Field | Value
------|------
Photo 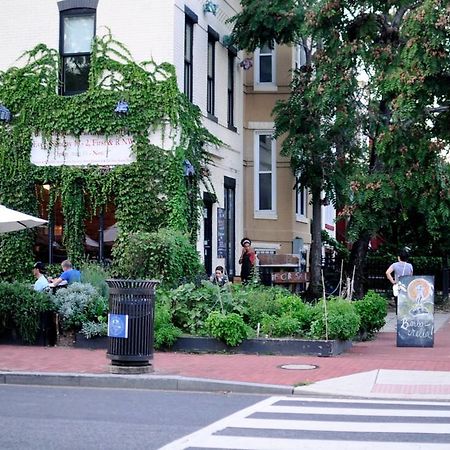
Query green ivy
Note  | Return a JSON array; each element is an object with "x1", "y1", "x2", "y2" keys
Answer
[{"x1": 0, "y1": 32, "x2": 218, "y2": 280}]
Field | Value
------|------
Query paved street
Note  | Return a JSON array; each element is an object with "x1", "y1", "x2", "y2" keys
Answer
[
  {"x1": 162, "y1": 396, "x2": 450, "y2": 449},
  {"x1": 0, "y1": 385, "x2": 263, "y2": 450}
]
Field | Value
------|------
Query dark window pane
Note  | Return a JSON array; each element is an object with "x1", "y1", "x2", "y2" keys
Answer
[
  {"x1": 259, "y1": 173, "x2": 272, "y2": 210},
  {"x1": 259, "y1": 135, "x2": 272, "y2": 171},
  {"x1": 259, "y1": 55, "x2": 272, "y2": 82},
  {"x1": 63, "y1": 55, "x2": 90, "y2": 95}
]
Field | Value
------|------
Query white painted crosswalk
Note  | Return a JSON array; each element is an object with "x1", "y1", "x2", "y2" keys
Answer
[{"x1": 159, "y1": 396, "x2": 450, "y2": 449}]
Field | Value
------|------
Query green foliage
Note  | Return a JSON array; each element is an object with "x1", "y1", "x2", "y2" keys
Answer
[
  {"x1": 80, "y1": 262, "x2": 110, "y2": 299},
  {"x1": 0, "y1": 31, "x2": 218, "y2": 278},
  {"x1": 354, "y1": 290, "x2": 388, "y2": 339},
  {"x1": 204, "y1": 311, "x2": 248, "y2": 347},
  {"x1": 260, "y1": 313, "x2": 300, "y2": 338},
  {"x1": 111, "y1": 228, "x2": 203, "y2": 285},
  {"x1": 230, "y1": 0, "x2": 450, "y2": 296},
  {"x1": 0, "y1": 282, "x2": 54, "y2": 343},
  {"x1": 309, "y1": 297, "x2": 361, "y2": 341},
  {"x1": 51, "y1": 282, "x2": 108, "y2": 331},
  {"x1": 168, "y1": 281, "x2": 239, "y2": 335},
  {"x1": 154, "y1": 297, "x2": 182, "y2": 349},
  {"x1": 80, "y1": 320, "x2": 108, "y2": 339}
]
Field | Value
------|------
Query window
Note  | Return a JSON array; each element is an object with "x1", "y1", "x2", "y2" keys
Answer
[
  {"x1": 227, "y1": 50, "x2": 236, "y2": 129},
  {"x1": 207, "y1": 28, "x2": 218, "y2": 116},
  {"x1": 184, "y1": 18, "x2": 194, "y2": 101},
  {"x1": 60, "y1": 8, "x2": 95, "y2": 95},
  {"x1": 295, "y1": 43, "x2": 307, "y2": 70},
  {"x1": 296, "y1": 179, "x2": 308, "y2": 220},
  {"x1": 255, "y1": 43, "x2": 276, "y2": 86},
  {"x1": 254, "y1": 132, "x2": 276, "y2": 216}
]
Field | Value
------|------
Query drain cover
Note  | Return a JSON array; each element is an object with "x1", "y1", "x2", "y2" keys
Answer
[{"x1": 279, "y1": 364, "x2": 318, "y2": 370}]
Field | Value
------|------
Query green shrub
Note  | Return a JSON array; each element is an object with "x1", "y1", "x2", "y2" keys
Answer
[
  {"x1": 51, "y1": 282, "x2": 108, "y2": 331},
  {"x1": 80, "y1": 320, "x2": 108, "y2": 339},
  {"x1": 354, "y1": 290, "x2": 388, "y2": 339},
  {"x1": 169, "y1": 281, "x2": 239, "y2": 335},
  {"x1": 0, "y1": 281, "x2": 54, "y2": 343},
  {"x1": 154, "y1": 297, "x2": 182, "y2": 349},
  {"x1": 80, "y1": 262, "x2": 110, "y2": 299},
  {"x1": 260, "y1": 313, "x2": 300, "y2": 338},
  {"x1": 204, "y1": 311, "x2": 248, "y2": 347},
  {"x1": 309, "y1": 297, "x2": 360, "y2": 341},
  {"x1": 111, "y1": 228, "x2": 204, "y2": 286}
]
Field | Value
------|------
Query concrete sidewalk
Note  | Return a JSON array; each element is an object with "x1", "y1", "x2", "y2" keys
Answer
[{"x1": 1, "y1": 313, "x2": 450, "y2": 399}]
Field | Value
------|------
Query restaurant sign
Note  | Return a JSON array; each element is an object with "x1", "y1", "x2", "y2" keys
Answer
[{"x1": 31, "y1": 134, "x2": 136, "y2": 166}]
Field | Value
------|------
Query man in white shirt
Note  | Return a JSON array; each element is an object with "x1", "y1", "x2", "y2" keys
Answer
[{"x1": 33, "y1": 261, "x2": 49, "y2": 292}]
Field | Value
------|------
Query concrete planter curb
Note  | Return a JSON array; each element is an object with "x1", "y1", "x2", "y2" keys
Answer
[{"x1": 169, "y1": 336, "x2": 352, "y2": 357}]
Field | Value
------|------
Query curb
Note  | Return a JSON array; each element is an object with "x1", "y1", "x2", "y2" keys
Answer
[{"x1": 0, "y1": 371, "x2": 293, "y2": 395}]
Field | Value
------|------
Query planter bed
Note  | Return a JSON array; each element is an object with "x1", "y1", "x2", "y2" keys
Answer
[{"x1": 74, "y1": 333, "x2": 351, "y2": 356}]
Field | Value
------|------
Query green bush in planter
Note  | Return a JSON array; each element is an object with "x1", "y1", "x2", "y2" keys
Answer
[
  {"x1": 169, "y1": 281, "x2": 239, "y2": 335},
  {"x1": 309, "y1": 297, "x2": 360, "y2": 341},
  {"x1": 0, "y1": 281, "x2": 54, "y2": 343},
  {"x1": 260, "y1": 313, "x2": 301, "y2": 338},
  {"x1": 154, "y1": 297, "x2": 182, "y2": 349},
  {"x1": 354, "y1": 290, "x2": 388, "y2": 339},
  {"x1": 51, "y1": 282, "x2": 108, "y2": 332},
  {"x1": 111, "y1": 228, "x2": 204, "y2": 285},
  {"x1": 204, "y1": 311, "x2": 249, "y2": 347}
]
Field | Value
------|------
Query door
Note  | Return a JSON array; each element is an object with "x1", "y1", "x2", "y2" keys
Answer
[{"x1": 224, "y1": 177, "x2": 236, "y2": 279}]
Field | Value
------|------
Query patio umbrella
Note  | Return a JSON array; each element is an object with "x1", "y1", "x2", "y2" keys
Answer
[{"x1": 0, "y1": 204, "x2": 47, "y2": 233}]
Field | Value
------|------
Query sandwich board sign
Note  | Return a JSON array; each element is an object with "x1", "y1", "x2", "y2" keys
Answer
[{"x1": 397, "y1": 276, "x2": 434, "y2": 347}]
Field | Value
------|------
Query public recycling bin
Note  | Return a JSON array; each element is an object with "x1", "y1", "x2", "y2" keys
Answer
[{"x1": 106, "y1": 279, "x2": 159, "y2": 368}]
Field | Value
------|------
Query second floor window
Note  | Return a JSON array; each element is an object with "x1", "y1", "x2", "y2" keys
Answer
[
  {"x1": 184, "y1": 18, "x2": 194, "y2": 102},
  {"x1": 296, "y1": 180, "x2": 308, "y2": 219},
  {"x1": 227, "y1": 51, "x2": 235, "y2": 128},
  {"x1": 207, "y1": 35, "x2": 216, "y2": 115},
  {"x1": 255, "y1": 133, "x2": 276, "y2": 214},
  {"x1": 60, "y1": 9, "x2": 95, "y2": 95}
]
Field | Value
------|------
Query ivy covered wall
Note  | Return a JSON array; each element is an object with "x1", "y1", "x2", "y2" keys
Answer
[{"x1": 0, "y1": 33, "x2": 217, "y2": 281}]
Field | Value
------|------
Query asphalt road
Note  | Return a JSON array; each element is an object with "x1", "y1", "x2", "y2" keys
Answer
[{"x1": 0, "y1": 385, "x2": 265, "y2": 450}]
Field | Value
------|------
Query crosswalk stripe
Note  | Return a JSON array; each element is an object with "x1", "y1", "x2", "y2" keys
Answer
[
  {"x1": 262, "y1": 404, "x2": 450, "y2": 417},
  {"x1": 159, "y1": 396, "x2": 450, "y2": 450},
  {"x1": 186, "y1": 435, "x2": 450, "y2": 450},
  {"x1": 230, "y1": 417, "x2": 450, "y2": 433}
]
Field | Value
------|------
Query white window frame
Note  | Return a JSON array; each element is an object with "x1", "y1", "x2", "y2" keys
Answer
[
  {"x1": 295, "y1": 182, "x2": 308, "y2": 222},
  {"x1": 254, "y1": 131, "x2": 277, "y2": 219},
  {"x1": 294, "y1": 43, "x2": 307, "y2": 70},
  {"x1": 254, "y1": 44, "x2": 277, "y2": 91}
]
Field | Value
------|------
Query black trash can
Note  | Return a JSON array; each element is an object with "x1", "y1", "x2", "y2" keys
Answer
[{"x1": 106, "y1": 279, "x2": 159, "y2": 372}]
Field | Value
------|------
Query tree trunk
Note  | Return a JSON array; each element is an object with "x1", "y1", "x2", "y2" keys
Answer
[
  {"x1": 349, "y1": 232, "x2": 371, "y2": 299},
  {"x1": 306, "y1": 185, "x2": 323, "y2": 300}
]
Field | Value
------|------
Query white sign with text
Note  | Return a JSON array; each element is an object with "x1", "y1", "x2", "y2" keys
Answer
[{"x1": 31, "y1": 134, "x2": 136, "y2": 166}]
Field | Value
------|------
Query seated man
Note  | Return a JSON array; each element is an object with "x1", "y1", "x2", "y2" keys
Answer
[
  {"x1": 33, "y1": 261, "x2": 50, "y2": 292},
  {"x1": 49, "y1": 259, "x2": 81, "y2": 287}
]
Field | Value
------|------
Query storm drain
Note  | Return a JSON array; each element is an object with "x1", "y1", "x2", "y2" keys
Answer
[{"x1": 279, "y1": 364, "x2": 318, "y2": 370}]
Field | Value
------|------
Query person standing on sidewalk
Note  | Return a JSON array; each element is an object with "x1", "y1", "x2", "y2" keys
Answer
[
  {"x1": 239, "y1": 238, "x2": 256, "y2": 284},
  {"x1": 386, "y1": 249, "x2": 413, "y2": 305}
]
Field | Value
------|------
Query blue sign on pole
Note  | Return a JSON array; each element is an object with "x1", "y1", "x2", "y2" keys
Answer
[{"x1": 107, "y1": 314, "x2": 129, "y2": 338}]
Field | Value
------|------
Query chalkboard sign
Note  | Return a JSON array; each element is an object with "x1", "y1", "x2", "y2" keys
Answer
[
  {"x1": 397, "y1": 276, "x2": 434, "y2": 348},
  {"x1": 217, "y1": 208, "x2": 226, "y2": 258}
]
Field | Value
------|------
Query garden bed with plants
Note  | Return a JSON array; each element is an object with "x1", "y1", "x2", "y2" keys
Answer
[{"x1": 0, "y1": 258, "x2": 388, "y2": 358}]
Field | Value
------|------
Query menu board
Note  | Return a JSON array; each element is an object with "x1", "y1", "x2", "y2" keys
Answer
[
  {"x1": 217, "y1": 208, "x2": 226, "y2": 258},
  {"x1": 397, "y1": 276, "x2": 434, "y2": 348}
]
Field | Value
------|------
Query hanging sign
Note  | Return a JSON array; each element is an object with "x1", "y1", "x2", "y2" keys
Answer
[{"x1": 397, "y1": 276, "x2": 434, "y2": 348}]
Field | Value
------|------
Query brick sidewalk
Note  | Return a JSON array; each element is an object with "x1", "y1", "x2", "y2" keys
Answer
[{"x1": 1, "y1": 315, "x2": 449, "y2": 387}]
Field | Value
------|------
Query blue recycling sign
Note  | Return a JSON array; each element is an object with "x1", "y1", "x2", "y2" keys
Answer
[{"x1": 108, "y1": 314, "x2": 129, "y2": 338}]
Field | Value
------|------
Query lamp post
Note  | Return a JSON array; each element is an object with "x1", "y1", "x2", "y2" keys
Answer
[{"x1": 183, "y1": 159, "x2": 196, "y2": 235}]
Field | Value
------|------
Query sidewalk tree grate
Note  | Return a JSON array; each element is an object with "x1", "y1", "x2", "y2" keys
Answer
[{"x1": 279, "y1": 364, "x2": 318, "y2": 370}]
